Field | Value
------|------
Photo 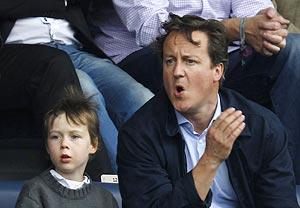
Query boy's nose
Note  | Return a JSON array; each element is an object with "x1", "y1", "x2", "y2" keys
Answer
[{"x1": 60, "y1": 137, "x2": 70, "y2": 149}]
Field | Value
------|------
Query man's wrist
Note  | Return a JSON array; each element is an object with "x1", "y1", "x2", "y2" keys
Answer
[
  {"x1": 197, "y1": 153, "x2": 222, "y2": 170},
  {"x1": 239, "y1": 17, "x2": 247, "y2": 51}
]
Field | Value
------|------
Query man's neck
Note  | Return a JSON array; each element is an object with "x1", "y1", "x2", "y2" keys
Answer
[{"x1": 184, "y1": 101, "x2": 218, "y2": 134}]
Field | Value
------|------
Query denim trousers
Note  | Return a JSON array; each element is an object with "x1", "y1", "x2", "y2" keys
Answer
[{"x1": 49, "y1": 43, "x2": 153, "y2": 171}]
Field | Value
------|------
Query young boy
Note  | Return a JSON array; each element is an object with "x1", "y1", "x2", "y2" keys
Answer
[{"x1": 15, "y1": 90, "x2": 118, "y2": 208}]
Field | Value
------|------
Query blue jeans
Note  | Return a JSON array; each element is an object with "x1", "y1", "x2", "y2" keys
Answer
[
  {"x1": 49, "y1": 43, "x2": 153, "y2": 172},
  {"x1": 224, "y1": 33, "x2": 300, "y2": 183}
]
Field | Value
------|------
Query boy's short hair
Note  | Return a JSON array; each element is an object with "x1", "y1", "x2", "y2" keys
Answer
[{"x1": 44, "y1": 86, "x2": 100, "y2": 152}]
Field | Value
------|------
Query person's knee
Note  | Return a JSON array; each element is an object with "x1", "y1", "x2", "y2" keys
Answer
[
  {"x1": 76, "y1": 70, "x2": 106, "y2": 105},
  {"x1": 284, "y1": 33, "x2": 300, "y2": 52}
]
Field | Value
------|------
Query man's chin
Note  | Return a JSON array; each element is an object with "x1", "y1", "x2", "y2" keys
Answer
[{"x1": 173, "y1": 102, "x2": 191, "y2": 114}]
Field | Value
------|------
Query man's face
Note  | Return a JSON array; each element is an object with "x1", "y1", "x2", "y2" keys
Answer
[{"x1": 163, "y1": 31, "x2": 223, "y2": 117}]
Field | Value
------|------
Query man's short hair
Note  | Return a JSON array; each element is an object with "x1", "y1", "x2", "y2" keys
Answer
[
  {"x1": 44, "y1": 86, "x2": 100, "y2": 152},
  {"x1": 156, "y1": 13, "x2": 229, "y2": 74}
]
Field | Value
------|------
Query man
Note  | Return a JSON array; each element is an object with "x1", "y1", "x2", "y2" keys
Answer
[
  {"x1": 117, "y1": 14, "x2": 299, "y2": 207},
  {"x1": 0, "y1": 0, "x2": 153, "y2": 171},
  {"x1": 91, "y1": 0, "x2": 300, "y2": 181}
]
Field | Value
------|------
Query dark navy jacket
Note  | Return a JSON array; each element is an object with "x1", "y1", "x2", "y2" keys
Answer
[{"x1": 118, "y1": 88, "x2": 299, "y2": 208}]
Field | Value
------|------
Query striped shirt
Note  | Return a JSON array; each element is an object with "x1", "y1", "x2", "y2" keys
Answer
[{"x1": 91, "y1": 0, "x2": 273, "y2": 63}]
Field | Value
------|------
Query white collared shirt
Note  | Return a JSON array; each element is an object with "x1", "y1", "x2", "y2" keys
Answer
[
  {"x1": 6, "y1": 17, "x2": 79, "y2": 45},
  {"x1": 50, "y1": 169, "x2": 90, "y2": 190},
  {"x1": 176, "y1": 94, "x2": 238, "y2": 207}
]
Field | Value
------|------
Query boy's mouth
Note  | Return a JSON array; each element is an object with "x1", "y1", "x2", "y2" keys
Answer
[
  {"x1": 60, "y1": 154, "x2": 71, "y2": 163},
  {"x1": 61, "y1": 154, "x2": 71, "y2": 158}
]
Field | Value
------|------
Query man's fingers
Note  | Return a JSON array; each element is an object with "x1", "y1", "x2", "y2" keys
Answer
[
  {"x1": 262, "y1": 48, "x2": 273, "y2": 56},
  {"x1": 277, "y1": 16, "x2": 290, "y2": 26},
  {"x1": 212, "y1": 108, "x2": 243, "y2": 132},
  {"x1": 263, "y1": 29, "x2": 288, "y2": 44},
  {"x1": 262, "y1": 40, "x2": 281, "y2": 54},
  {"x1": 260, "y1": 28, "x2": 287, "y2": 55},
  {"x1": 260, "y1": 7, "x2": 290, "y2": 25},
  {"x1": 223, "y1": 114, "x2": 245, "y2": 138},
  {"x1": 211, "y1": 107, "x2": 235, "y2": 129},
  {"x1": 227, "y1": 122, "x2": 246, "y2": 143},
  {"x1": 264, "y1": 7, "x2": 277, "y2": 19},
  {"x1": 259, "y1": 21, "x2": 281, "y2": 30}
]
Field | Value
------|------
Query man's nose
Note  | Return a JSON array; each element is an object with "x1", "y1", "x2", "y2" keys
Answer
[{"x1": 173, "y1": 62, "x2": 185, "y2": 78}]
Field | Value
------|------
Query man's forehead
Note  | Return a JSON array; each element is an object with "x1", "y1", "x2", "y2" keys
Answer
[{"x1": 165, "y1": 31, "x2": 207, "y2": 46}]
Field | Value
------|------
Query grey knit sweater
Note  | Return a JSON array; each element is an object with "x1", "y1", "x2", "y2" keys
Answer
[{"x1": 15, "y1": 170, "x2": 118, "y2": 208}]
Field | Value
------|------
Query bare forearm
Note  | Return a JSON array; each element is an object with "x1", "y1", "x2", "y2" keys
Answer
[
  {"x1": 192, "y1": 108, "x2": 245, "y2": 200},
  {"x1": 192, "y1": 154, "x2": 220, "y2": 200},
  {"x1": 221, "y1": 18, "x2": 241, "y2": 42}
]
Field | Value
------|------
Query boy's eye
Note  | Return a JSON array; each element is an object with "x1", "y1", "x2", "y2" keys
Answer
[
  {"x1": 49, "y1": 135, "x2": 59, "y2": 140},
  {"x1": 71, "y1": 135, "x2": 81, "y2": 140}
]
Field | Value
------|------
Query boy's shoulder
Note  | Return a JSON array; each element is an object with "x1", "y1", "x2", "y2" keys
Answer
[
  {"x1": 15, "y1": 172, "x2": 50, "y2": 207},
  {"x1": 90, "y1": 181, "x2": 114, "y2": 197},
  {"x1": 90, "y1": 182, "x2": 119, "y2": 207},
  {"x1": 18, "y1": 170, "x2": 52, "y2": 199}
]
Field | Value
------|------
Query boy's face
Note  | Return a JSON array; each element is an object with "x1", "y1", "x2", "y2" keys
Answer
[{"x1": 47, "y1": 113, "x2": 97, "y2": 181}]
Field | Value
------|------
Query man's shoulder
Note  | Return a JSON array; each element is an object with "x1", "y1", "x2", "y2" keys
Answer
[
  {"x1": 220, "y1": 88, "x2": 285, "y2": 138},
  {"x1": 123, "y1": 90, "x2": 171, "y2": 129},
  {"x1": 220, "y1": 88, "x2": 279, "y2": 121}
]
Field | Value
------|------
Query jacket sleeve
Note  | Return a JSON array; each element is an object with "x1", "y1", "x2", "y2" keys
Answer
[
  {"x1": 255, "y1": 116, "x2": 299, "y2": 207},
  {"x1": 0, "y1": 0, "x2": 66, "y2": 19},
  {"x1": 117, "y1": 126, "x2": 211, "y2": 208}
]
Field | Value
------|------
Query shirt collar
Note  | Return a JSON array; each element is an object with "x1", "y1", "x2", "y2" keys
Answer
[
  {"x1": 50, "y1": 169, "x2": 90, "y2": 190},
  {"x1": 175, "y1": 94, "x2": 221, "y2": 133}
]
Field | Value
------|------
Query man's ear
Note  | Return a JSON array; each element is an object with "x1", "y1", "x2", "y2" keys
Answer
[{"x1": 213, "y1": 63, "x2": 224, "y2": 82}]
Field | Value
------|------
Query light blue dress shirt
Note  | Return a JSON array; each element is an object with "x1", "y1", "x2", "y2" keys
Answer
[{"x1": 175, "y1": 95, "x2": 238, "y2": 207}]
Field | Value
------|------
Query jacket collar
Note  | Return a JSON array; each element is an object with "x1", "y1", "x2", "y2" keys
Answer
[{"x1": 164, "y1": 88, "x2": 252, "y2": 146}]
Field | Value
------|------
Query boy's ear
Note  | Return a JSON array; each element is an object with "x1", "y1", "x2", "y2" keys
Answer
[{"x1": 89, "y1": 137, "x2": 98, "y2": 154}]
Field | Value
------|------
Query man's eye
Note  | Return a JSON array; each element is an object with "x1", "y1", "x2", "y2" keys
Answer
[
  {"x1": 186, "y1": 59, "x2": 197, "y2": 65},
  {"x1": 165, "y1": 58, "x2": 175, "y2": 65}
]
